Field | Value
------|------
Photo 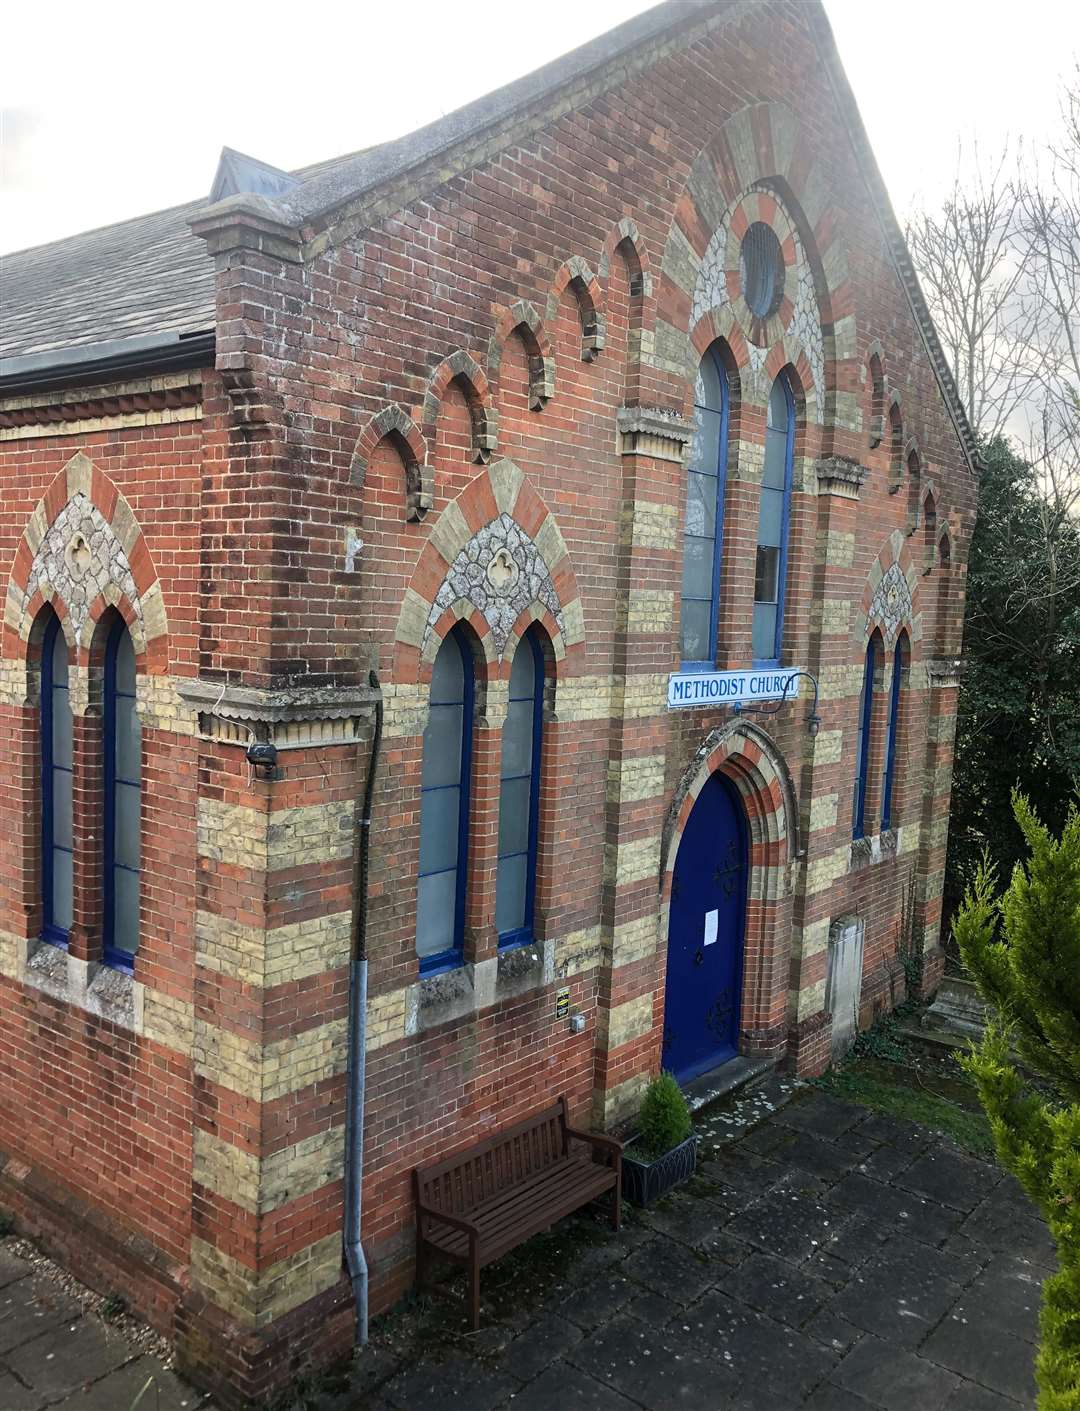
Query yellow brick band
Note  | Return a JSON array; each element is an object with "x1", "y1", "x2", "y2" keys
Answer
[
  {"x1": 556, "y1": 925, "x2": 603, "y2": 979},
  {"x1": 190, "y1": 1233, "x2": 341, "y2": 1329},
  {"x1": 603, "y1": 834, "x2": 662, "y2": 889},
  {"x1": 193, "y1": 1126, "x2": 345, "y2": 1217},
  {"x1": 193, "y1": 1018, "x2": 348, "y2": 1103},
  {"x1": 195, "y1": 910, "x2": 351, "y2": 989},
  {"x1": 597, "y1": 992, "x2": 653, "y2": 1050},
  {"x1": 592, "y1": 1071, "x2": 650, "y2": 1131},
  {"x1": 197, "y1": 799, "x2": 354, "y2": 872},
  {"x1": 605, "y1": 753, "x2": 665, "y2": 805},
  {"x1": 605, "y1": 913, "x2": 659, "y2": 968},
  {"x1": 624, "y1": 588, "x2": 674, "y2": 634},
  {"x1": 620, "y1": 500, "x2": 678, "y2": 551}
]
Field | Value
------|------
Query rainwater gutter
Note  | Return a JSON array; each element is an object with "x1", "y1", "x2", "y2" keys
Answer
[{"x1": 344, "y1": 668, "x2": 382, "y2": 1345}]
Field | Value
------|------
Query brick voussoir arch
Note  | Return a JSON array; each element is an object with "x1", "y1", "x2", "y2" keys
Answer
[
  {"x1": 349, "y1": 403, "x2": 431, "y2": 521},
  {"x1": 422, "y1": 349, "x2": 499, "y2": 465},
  {"x1": 546, "y1": 256, "x2": 606, "y2": 362},
  {"x1": 487, "y1": 301, "x2": 556, "y2": 410},
  {"x1": 4, "y1": 450, "x2": 168, "y2": 670},
  {"x1": 393, "y1": 458, "x2": 583, "y2": 684}
]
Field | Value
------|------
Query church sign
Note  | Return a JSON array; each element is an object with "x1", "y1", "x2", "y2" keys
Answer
[{"x1": 667, "y1": 667, "x2": 805, "y2": 710}]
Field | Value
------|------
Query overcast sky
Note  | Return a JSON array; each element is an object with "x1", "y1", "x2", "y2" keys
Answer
[{"x1": 1, "y1": 0, "x2": 1076, "y2": 256}]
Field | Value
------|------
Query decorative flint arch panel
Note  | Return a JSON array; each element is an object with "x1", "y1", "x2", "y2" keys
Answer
[
  {"x1": 854, "y1": 530, "x2": 922, "y2": 651},
  {"x1": 4, "y1": 450, "x2": 167, "y2": 669},
  {"x1": 659, "y1": 101, "x2": 855, "y2": 433},
  {"x1": 393, "y1": 458, "x2": 584, "y2": 679}
]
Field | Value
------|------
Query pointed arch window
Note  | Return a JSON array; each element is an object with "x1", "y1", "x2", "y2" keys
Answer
[
  {"x1": 881, "y1": 636, "x2": 907, "y2": 832},
  {"x1": 752, "y1": 372, "x2": 795, "y2": 664},
  {"x1": 103, "y1": 617, "x2": 141, "y2": 970},
  {"x1": 416, "y1": 627, "x2": 474, "y2": 972},
  {"x1": 680, "y1": 347, "x2": 730, "y2": 667},
  {"x1": 853, "y1": 635, "x2": 879, "y2": 840},
  {"x1": 496, "y1": 630, "x2": 545, "y2": 947},
  {"x1": 41, "y1": 612, "x2": 73, "y2": 948}
]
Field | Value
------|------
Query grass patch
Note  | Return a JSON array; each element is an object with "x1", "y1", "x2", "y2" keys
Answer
[{"x1": 817, "y1": 1059, "x2": 995, "y2": 1156}]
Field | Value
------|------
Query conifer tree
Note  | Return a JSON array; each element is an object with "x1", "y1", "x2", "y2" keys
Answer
[{"x1": 953, "y1": 793, "x2": 1080, "y2": 1409}]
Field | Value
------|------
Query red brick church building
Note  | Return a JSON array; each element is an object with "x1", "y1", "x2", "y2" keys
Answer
[{"x1": 0, "y1": 0, "x2": 976, "y2": 1401}]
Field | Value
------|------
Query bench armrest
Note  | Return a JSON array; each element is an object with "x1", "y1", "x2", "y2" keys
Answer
[
  {"x1": 565, "y1": 1124, "x2": 624, "y2": 1159},
  {"x1": 416, "y1": 1202, "x2": 480, "y2": 1237}
]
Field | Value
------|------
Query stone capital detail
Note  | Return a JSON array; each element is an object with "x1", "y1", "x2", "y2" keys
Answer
[
  {"x1": 177, "y1": 679, "x2": 379, "y2": 749},
  {"x1": 815, "y1": 456, "x2": 869, "y2": 499},
  {"x1": 616, "y1": 406, "x2": 695, "y2": 461},
  {"x1": 925, "y1": 658, "x2": 964, "y2": 689}
]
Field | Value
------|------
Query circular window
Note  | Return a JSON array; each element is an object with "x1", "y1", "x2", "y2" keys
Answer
[{"x1": 739, "y1": 222, "x2": 784, "y2": 319}]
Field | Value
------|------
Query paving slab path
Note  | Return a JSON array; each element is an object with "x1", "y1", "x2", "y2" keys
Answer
[{"x1": 1, "y1": 1082, "x2": 1047, "y2": 1410}]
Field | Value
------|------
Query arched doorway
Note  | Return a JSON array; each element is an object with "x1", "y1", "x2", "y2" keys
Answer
[{"x1": 663, "y1": 770, "x2": 748, "y2": 1082}]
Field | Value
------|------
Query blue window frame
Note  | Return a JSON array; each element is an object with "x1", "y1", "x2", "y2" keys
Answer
[
  {"x1": 752, "y1": 372, "x2": 795, "y2": 665},
  {"x1": 103, "y1": 618, "x2": 141, "y2": 971},
  {"x1": 680, "y1": 348, "x2": 730, "y2": 668},
  {"x1": 496, "y1": 629, "x2": 545, "y2": 948},
  {"x1": 416, "y1": 626, "x2": 474, "y2": 973},
  {"x1": 853, "y1": 637, "x2": 879, "y2": 840},
  {"x1": 881, "y1": 637, "x2": 905, "y2": 831},
  {"x1": 40, "y1": 613, "x2": 73, "y2": 948}
]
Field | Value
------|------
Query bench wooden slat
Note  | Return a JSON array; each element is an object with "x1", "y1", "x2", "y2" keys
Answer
[{"x1": 413, "y1": 1095, "x2": 623, "y2": 1329}]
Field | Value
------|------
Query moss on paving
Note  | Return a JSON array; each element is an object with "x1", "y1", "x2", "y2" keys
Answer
[{"x1": 816, "y1": 1058, "x2": 995, "y2": 1156}]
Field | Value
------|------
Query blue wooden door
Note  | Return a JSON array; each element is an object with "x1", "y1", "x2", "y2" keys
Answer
[{"x1": 663, "y1": 771, "x2": 747, "y2": 1083}]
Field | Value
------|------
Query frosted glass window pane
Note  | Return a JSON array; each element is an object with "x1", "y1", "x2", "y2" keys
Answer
[
  {"x1": 51, "y1": 626, "x2": 69, "y2": 688},
  {"x1": 52, "y1": 848, "x2": 73, "y2": 932},
  {"x1": 500, "y1": 696, "x2": 534, "y2": 778},
  {"x1": 115, "y1": 693, "x2": 141, "y2": 781},
  {"x1": 419, "y1": 786, "x2": 460, "y2": 876},
  {"x1": 52, "y1": 687, "x2": 73, "y2": 768},
  {"x1": 421, "y1": 703, "x2": 463, "y2": 788},
  {"x1": 114, "y1": 779, "x2": 141, "y2": 870},
  {"x1": 498, "y1": 774, "x2": 531, "y2": 856},
  {"x1": 495, "y1": 853, "x2": 528, "y2": 936},
  {"x1": 681, "y1": 599, "x2": 711, "y2": 663},
  {"x1": 757, "y1": 485, "x2": 783, "y2": 547},
  {"x1": 768, "y1": 377, "x2": 790, "y2": 434},
  {"x1": 53, "y1": 767, "x2": 73, "y2": 849},
  {"x1": 682, "y1": 535, "x2": 714, "y2": 600},
  {"x1": 762, "y1": 425, "x2": 788, "y2": 490},
  {"x1": 416, "y1": 870, "x2": 457, "y2": 958},
  {"x1": 115, "y1": 629, "x2": 136, "y2": 693},
  {"x1": 754, "y1": 545, "x2": 780, "y2": 604},
  {"x1": 685, "y1": 472, "x2": 716, "y2": 539},
  {"x1": 753, "y1": 601, "x2": 778, "y2": 660},
  {"x1": 429, "y1": 636, "x2": 464, "y2": 704},
  {"x1": 509, "y1": 640, "x2": 535, "y2": 701},
  {"x1": 689, "y1": 405, "x2": 722, "y2": 475},
  {"x1": 112, "y1": 867, "x2": 139, "y2": 955},
  {"x1": 696, "y1": 354, "x2": 724, "y2": 413}
]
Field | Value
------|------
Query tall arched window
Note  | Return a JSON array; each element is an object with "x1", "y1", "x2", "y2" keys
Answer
[
  {"x1": 496, "y1": 629, "x2": 544, "y2": 947},
  {"x1": 752, "y1": 372, "x2": 795, "y2": 664},
  {"x1": 881, "y1": 635, "x2": 907, "y2": 831},
  {"x1": 103, "y1": 618, "x2": 141, "y2": 970},
  {"x1": 40, "y1": 612, "x2": 73, "y2": 947},
  {"x1": 680, "y1": 347, "x2": 730, "y2": 668},
  {"x1": 416, "y1": 626, "x2": 474, "y2": 971},
  {"x1": 853, "y1": 635, "x2": 880, "y2": 840}
]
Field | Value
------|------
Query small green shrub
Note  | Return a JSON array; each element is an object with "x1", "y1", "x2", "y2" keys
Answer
[
  {"x1": 637, "y1": 1072, "x2": 691, "y2": 1160},
  {"x1": 100, "y1": 1292, "x2": 127, "y2": 1321}
]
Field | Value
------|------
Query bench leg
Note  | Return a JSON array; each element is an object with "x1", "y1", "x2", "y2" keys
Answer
[
  {"x1": 469, "y1": 1255, "x2": 481, "y2": 1332},
  {"x1": 612, "y1": 1175, "x2": 622, "y2": 1232}
]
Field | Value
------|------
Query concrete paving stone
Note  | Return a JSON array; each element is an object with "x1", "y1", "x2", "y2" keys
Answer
[
  {"x1": 0, "y1": 1248, "x2": 32, "y2": 1292},
  {"x1": 670, "y1": 1288, "x2": 839, "y2": 1401},
  {"x1": 818, "y1": 1213, "x2": 892, "y2": 1270},
  {"x1": 51, "y1": 1355, "x2": 211, "y2": 1410},
  {"x1": 939, "y1": 1232, "x2": 996, "y2": 1284},
  {"x1": 802, "y1": 1384, "x2": 877, "y2": 1410},
  {"x1": 922, "y1": 1311, "x2": 1037, "y2": 1404},
  {"x1": 852, "y1": 1113, "x2": 933, "y2": 1154},
  {"x1": 501, "y1": 1311, "x2": 584, "y2": 1383},
  {"x1": 805, "y1": 1307, "x2": 864, "y2": 1355},
  {"x1": 777, "y1": 1132, "x2": 868, "y2": 1185},
  {"x1": 568, "y1": 1312, "x2": 740, "y2": 1409},
  {"x1": 732, "y1": 1250, "x2": 835, "y2": 1328},
  {"x1": 774, "y1": 1096, "x2": 867, "y2": 1142},
  {"x1": 347, "y1": 1344, "x2": 402, "y2": 1399},
  {"x1": 501, "y1": 1360, "x2": 641, "y2": 1411},
  {"x1": 624, "y1": 1287, "x2": 679, "y2": 1325},
  {"x1": 0, "y1": 1370, "x2": 46, "y2": 1411},
  {"x1": 824, "y1": 1250, "x2": 963, "y2": 1349},
  {"x1": 826, "y1": 1172, "x2": 965, "y2": 1246},
  {"x1": 949, "y1": 1253, "x2": 1043, "y2": 1343},
  {"x1": 832, "y1": 1333, "x2": 961, "y2": 1409},
  {"x1": 558, "y1": 1270, "x2": 639, "y2": 1330},
  {"x1": 943, "y1": 1379, "x2": 1027, "y2": 1410},
  {"x1": 638, "y1": 1192, "x2": 741, "y2": 1246},
  {"x1": 382, "y1": 1352, "x2": 520, "y2": 1411},
  {"x1": 696, "y1": 1152, "x2": 785, "y2": 1198},
  {"x1": 895, "y1": 1149, "x2": 1003, "y2": 1213},
  {"x1": 854, "y1": 1141, "x2": 919, "y2": 1185},
  {"x1": 738, "y1": 1122, "x2": 797, "y2": 1158},
  {"x1": 727, "y1": 1184, "x2": 847, "y2": 1264},
  {"x1": 621, "y1": 1237, "x2": 717, "y2": 1304},
  {"x1": 6, "y1": 1316, "x2": 133, "y2": 1399},
  {"x1": 0, "y1": 1277, "x2": 82, "y2": 1356},
  {"x1": 960, "y1": 1196, "x2": 1056, "y2": 1270}
]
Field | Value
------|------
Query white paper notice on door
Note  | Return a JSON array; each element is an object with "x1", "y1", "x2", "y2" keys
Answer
[{"x1": 703, "y1": 909, "x2": 719, "y2": 946}]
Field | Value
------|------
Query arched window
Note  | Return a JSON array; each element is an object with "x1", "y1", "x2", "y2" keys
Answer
[
  {"x1": 496, "y1": 629, "x2": 544, "y2": 946},
  {"x1": 752, "y1": 372, "x2": 795, "y2": 664},
  {"x1": 103, "y1": 618, "x2": 141, "y2": 969},
  {"x1": 881, "y1": 636, "x2": 908, "y2": 831},
  {"x1": 40, "y1": 612, "x2": 73, "y2": 947},
  {"x1": 853, "y1": 635, "x2": 880, "y2": 840},
  {"x1": 680, "y1": 347, "x2": 730, "y2": 667},
  {"x1": 416, "y1": 627, "x2": 474, "y2": 971}
]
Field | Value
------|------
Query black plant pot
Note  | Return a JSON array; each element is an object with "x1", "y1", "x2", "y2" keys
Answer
[{"x1": 621, "y1": 1134, "x2": 697, "y2": 1206}]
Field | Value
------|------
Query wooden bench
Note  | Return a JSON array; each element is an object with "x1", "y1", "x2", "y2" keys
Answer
[{"x1": 413, "y1": 1095, "x2": 623, "y2": 1329}]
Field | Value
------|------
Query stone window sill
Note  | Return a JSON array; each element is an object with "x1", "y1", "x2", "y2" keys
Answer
[
  {"x1": 406, "y1": 938, "x2": 555, "y2": 1035},
  {"x1": 849, "y1": 829, "x2": 898, "y2": 871},
  {"x1": 19, "y1": 938, "x2": 144, "y2": 1035}
]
